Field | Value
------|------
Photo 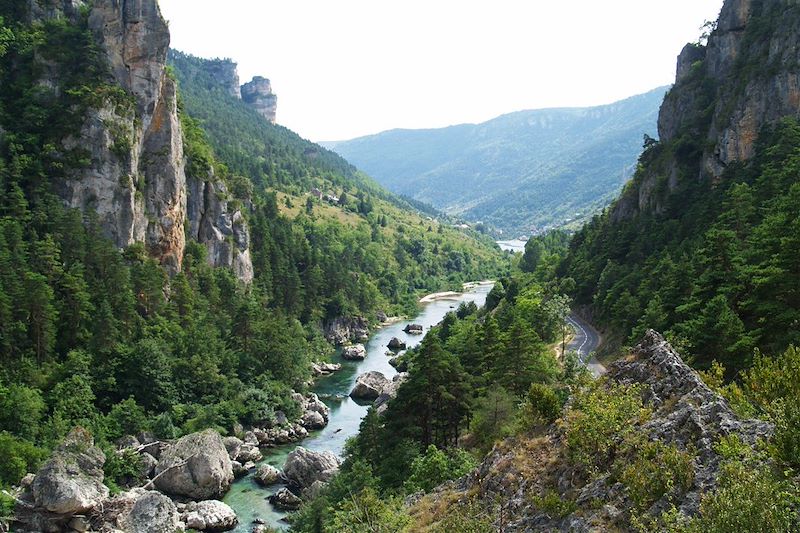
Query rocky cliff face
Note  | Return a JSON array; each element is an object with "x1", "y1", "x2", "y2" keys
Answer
[
  {"x1": 203, "y1": 58, "x2": 242, "y2": 99},
  {"x1": 614, "y1": 0, "x2": 800, "y2": 219},
  {"x1": 242, "y1": 76, "x2": 278, "y2": 123},
  {"x1": 46, "y1": 0, "x2": 253, "y2": 279}
]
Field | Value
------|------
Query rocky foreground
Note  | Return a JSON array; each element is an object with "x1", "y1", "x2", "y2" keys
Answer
[
  {"x1": 412, "y1": 331, "x2": 774, "y2": 531},
  {"x1": 8, "y1": 392, "x2": 337, "y2": 533}
]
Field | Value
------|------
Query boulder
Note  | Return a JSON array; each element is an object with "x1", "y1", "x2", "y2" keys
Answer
[
  {"x1": 282, "y1": 447, "x2": 341, "y2": 490},
  {"x1": 268, "y1": 488, "x2": 302, "y2": 511},
  {"x1": 237, "y1": 443, "x2": 263, "y2": 463},
  {"x1": 254, "y1": 464, "x2": 281, "y2": 486},
  {"x1": 374, "y1": 372, "x2": 409, "y2": 415},
  {"x1": 387, "y1": 337, "x2": 406, "y2": 351},
  {"x1": 350, "y1": 371, "x2": 390, "y2": 401},
  {"x1": 32, "y1": 428, "x2": 109, "y2": 515},
  {"x1": 301, "y1": 410, "x2": 326, "y2": 430},
  {"x1": 388, "y1": 356, "x2": 408, "y2": 372},
  {"x1": 139, "y1": 452, "x2": 158, "y2": 479},
  {"x1": 342, "y1": 344, "x2": 367, "y2": 361},
  {"x1": 312, "y1": 362, "x2": 342, "y2": 376},
  {"x1": 404, "y1": 323, "x2": 424, "y2": 335},
  {"x1": 231, "y1": 461, "x2": 247, "y2": 479},
  {"x1": 183, "y1": 500, "x2": 238, "y2": 531},
  {"x1": 222, "y1": 436, "x2": 243, "y2": 461},
  {"x1": 324, "y1": 316, "x2": 370, "y2": 345},
  {"x1": 120, "y1": 490, "x2": 183, "y2": 533},
  {"x1": 153, "y1": 429, "x2": 234, "y2": 500}
]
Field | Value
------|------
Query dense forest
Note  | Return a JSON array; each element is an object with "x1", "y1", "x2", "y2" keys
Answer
[{"x1": 0, "y1": 2, "x2": 508, "y2": 509}]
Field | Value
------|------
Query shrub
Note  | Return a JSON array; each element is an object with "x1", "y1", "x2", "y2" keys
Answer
[
  {"x1": 0, "y1": 432, "x2": 46, "y2": 486},
  {"x1": 532, "y1": 490, "x2": 578, "y2": 518},
  {"x1": 522, "y1": 383, "x2": 562, "y2": 425},
  {"x1": 430, "y1": 500, "x2": 494, "y2": 533},
  {"x1": 404, "y1": 445, "x2": 477, "y2": 494},
  {"x1": 772, "y1": 397, "x2": 800, "y2": 469},
  {"x1": 103, "y1": 447, "x2": 144, "y2": 494},
  {"x1": 104, "y1": 397, "x2": 149, "y2": 442},
  {"x1": 563, "y1": 382, "x2": 649, "y2": 471},
  {"x1": 329, "y1": 487, "x2": 410, "y2": 533},
  {"x1": 618, "y1": 439, "x2": 694, "y2": 510}
]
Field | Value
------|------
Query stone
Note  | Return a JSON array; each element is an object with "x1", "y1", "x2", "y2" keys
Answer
[
  {"x1": 68, "y1": 515, "x2": 90, "y2": 532},
  {"x1": 120, "y1": 490, "x2": 183, "y2": 533},
  {"x1": 388, "y1": 356, "x2": 408, "y2": 372},
  {"x1": 387, "y1": 337, "x2": 406, "y2": 351},
  {"x1": 301, "y1": 410, "x2": 326, "y2": 430},
  {"x1": 254, "y1": 464, "x2": 282, "y2": 486},
  {"x1": 231, "y1": 461, "x2": 247, "y2": 479},
  {"x1": 324, "y1": 316, "x2": 370, "y2": 345},
  {"x1": 374, "y1": 373, "x2": 409, "y2": 415},
  {"x1": 183, "y1": 500, "x2": 238, "y2": 531},
  {"x1": 241, "y1": 76, "x2": 278, "y2": 123},
  {"x1": 139, "y1": 452, "x2": 158, "y2": 479},
  {"x1": 32, "y1": 428, "x2": 109, "y2": 515},
  {"x1": 350, "y1": 371, "x2": 390, "y2": 401},
  {"x1": 223, "y1": 436, "x2": 244, "y2": 461},
  {"x1": 282, "y1": 447, "x2": 341, "y2": 490},
  {"x1": 341, "y1": 344, "x2": 367, "y2": 361},
  {"x1": 404, "y1": 324, "x2": 424, "y2": 335},
  {"x1": 153, "y1": 429, "x2": 234, "y2": 500},
  {"x1": 268, "y1": 488, "x2": 302, "y2": 511},
  {"x1": 237, "y1": 443, "x2": 263, "y2": 463}
]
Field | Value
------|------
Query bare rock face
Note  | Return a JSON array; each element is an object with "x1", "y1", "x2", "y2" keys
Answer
[
  {"x1": 374, "y1": 372, "x2": 408, "y2": 415},
  {"x1": 186, "y1": 174, "x2": 253, "y2": 283},
  {"x1": 615, "y1": 0, "x2": 800, "y2": 220},
  {"x1": 31, "y1": 428, "x2": 109, "y2": 516},
  {"x1": 119, "y1": 490, "x2": 183, "y2": 533},
  {"x1": 254, "y1": 464, "x2": 282, "y2": 486},
  {"x1": 153, "y1": 429, "x2": 234, "y2": 500},
  {"x1": 282, "y1": 447, "x2": 341, "y2": 490},
  {"x1": 341, "y1": 344, "x2": 367, "y2": 361},
  {"x1": 203, "y1": 58, "x2": 242, "y2": 99},
  {"x1": 241, "y1": 76, "x2": 278, "y2": 123},
  {"x1": 325, "y1": 316, "x2": 370, "y2": 345}
]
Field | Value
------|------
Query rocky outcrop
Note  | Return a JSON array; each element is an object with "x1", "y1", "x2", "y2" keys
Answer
[
  {"x1": 614, "y1": 0, "x2": 800, "y2": 220},
  {"x1": 268, "y1": 487, "x2": 302, "y2": 511},
  {"x1": 182, "y1": 500, "x2": 238, "y2": 531},
  {"x1": 374, "y1": 372, "x2": 408, "y2": 415},
  {"x1": 350, "y1": 371, "x2": 390, "y2": 401},
  {"x1": 282, "y1": 447, "x2": 341, "y2": 490},
  {"x1": 153, "y1": 429, "x2": 234, "y2": 500},
  {"x1": 203, "y1": 58, "x2": 242, "y2": 99},
  {"x1": 388, "y1": 337, "x2": 407, "y2": 351},
  {"x1": 312, "y1": 361, "x2": 342, "y2": 376},
  {"x1": 341, "y1": 344, "x2": 367, "y2": 361},
  {"x1": 31, "y1": 428, "x2": 109, "y2": 516},
  {"x1": 241, "y1": 76, "x2": 278, "y2": 123},
  {"x1": 186, "y1": 174, "x2": 253, "y2": 283},
  {"x1": 325, "y1": 316, "x2": 370, "y2": 345},
  {"x1": 420, "y1": 331, "x2": 773, "y2": 531},
  {"x1": 118, "y1": 490, "x2": 183, "y2": 533},
  {"x1": 404, "y1": 323, "x2": 424, "y2": 335}
]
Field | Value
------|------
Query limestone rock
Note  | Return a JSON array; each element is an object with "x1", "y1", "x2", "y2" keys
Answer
[
  {"x1": 342, "y1": 344, "x2": 367, "y2": 361},
  {"x1": 241, "y1": 76, "x2": 278, "y2": 123},
  {"x1": 312, "y1": 362, "x2": 342, "y2": 376},
  {"x1": 153, "y1": 429, "x2": 234, "y2": 500},
  {"x1": 325, "y1": 316, "x2": 370, "y2": 345},
  {"x1": 350, "y1": 371, "x2": 390, "y2": 401},
  {"x1": 182, "y1": 500, "x2": 238, "y2": 531},
  {"x1": 32, "y1": 428, "x2": 109, "y2": 515},
  {"x1": 388, "y1": 337, "x2": 406, "y2": 351},
  {"x1": 404, "y1": 323, "x2": 424, "y2": 335},
  {"x1": 254, "y1": 464, "x2": 281, "y2": 486},
  {"x1": 374, "y1": 372, "x2": 409, "y2": 414},
  {"x1": 200, "y1": 58, "x2": 241, "y2": 99},
  {"x1": 120, "y1": 490, "x2": 183, "y2": 533},
  {"x1": 268, "y1": 488, "x2": 301, "y2": 511},
  {"x1": 282, "y1": 447, "x2": 341, "y2": 490},
  {"x1": 301, "y1": 410, "x2": 326, "y2": 430}
]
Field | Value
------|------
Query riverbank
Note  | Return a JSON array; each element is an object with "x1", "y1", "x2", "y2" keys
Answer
[
  {"x1": 225, "y1": 283, "x2": 495, "y2": 531},
  {"x1": 419, "y1": 280, "x2": 495, "y2": 304}
]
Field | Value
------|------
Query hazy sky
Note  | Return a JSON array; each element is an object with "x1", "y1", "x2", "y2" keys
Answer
[{"x1": 159, "y1": 0, "x2": 724, "y2": 142}]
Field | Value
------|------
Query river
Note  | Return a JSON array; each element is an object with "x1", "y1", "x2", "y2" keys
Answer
[
  {"x1": 496, "y1": 239, "x2": 527, "y2": 253},
  {"x1": 224, "y1": 282, "x2": 494, "y2": 531}
]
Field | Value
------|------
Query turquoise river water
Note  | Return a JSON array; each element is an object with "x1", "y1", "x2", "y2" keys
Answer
[{"x1": 223, "y1": 282, "x2": 494, "y2": 531}]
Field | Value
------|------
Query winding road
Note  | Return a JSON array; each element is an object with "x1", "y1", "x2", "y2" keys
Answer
[{"x1": 566, "y1": 313, "x2": 606, "y2": 377}]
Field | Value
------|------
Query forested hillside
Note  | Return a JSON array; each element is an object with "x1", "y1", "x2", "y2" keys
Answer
[
  {"x1": 327, "y1": 87, "x2": 667, "y2": 235},
  {"x1": 0, "y1": 0, "x2": 508, "y2": 509},
  {"x1": 559, "y1": 0, "x2": 800, "y2": 373}
]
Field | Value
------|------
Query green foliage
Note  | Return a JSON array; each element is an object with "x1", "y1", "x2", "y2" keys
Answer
[
  {"x1": 618, "y1": 439, "x2": 694, "y2": 510},
  {"x1": 0, "y1": 432, "x2": 46, "y2": 485},
  {"x1": 404, "y1": 445, "x2": 477, "y2": 494},
  {"x1": 428, "y1": 500, "x2": 494, "y2": 533},
  {"x1": 103, "y1": 447, "x2": 144, "y2": 494},
  {"x1": 532, "y1": 490, "x2": 578, "y2": 519},
  {"x1": 468, "y1": 387, "x2": 518, "y2": 455},
  {"x1": 328, "y1": 488, "x2": 410, "y2": 533},
  {"x1": 520, "y1": 383, "x2": 562, "y2": 426},
  {"x1": 564, "y1": 381, "x2": 650, "y2": 470}
]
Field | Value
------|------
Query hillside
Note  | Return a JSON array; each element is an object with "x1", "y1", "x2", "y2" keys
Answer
[
  {"x1": 326, "y1": 87, "x2": 667, "y2": 235},
  {"x1": 559, "y1": 0, "x2": 800, "y2": 370},
  {"x1": 0, "y1": 1, "x2": 509, "y2": 526}
]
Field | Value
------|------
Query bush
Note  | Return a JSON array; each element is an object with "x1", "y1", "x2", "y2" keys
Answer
[
  {"x1": 468, "y1": 388, "x2": 518, "y2": 454},
  {"x1": 532, "y1": 490, "x2": 578, "y2": 518},
  {"x1": 103, "y1": 447, "x2": 144, "y2": 494},
  {"x1": 522, "y1": 383, "x2": 562, "y2": 425},
  {"x1": 404, "y1": 445, "x2": 477, "y2": 494},
  {"x1": 104, "y1": 397, "x2": 149, "y2": 442},
  {"x1": 430, "y1": 500, "x2": 494, "y2": 533},
  {"x1": 0, "y1": 432, "x2": 46, "y2": 485},
  {"x1": 564, "y1": 382, "x2": 649, "y2": 471},
  {"x1": 329, "y1": 487, "x2": 410, "y2": 533},
  {"x1": 772, "y1": 397, "x2": 800, "y2": 469},
  {"x1": 618, "y1": 439, "x2": 694, "y2": 510}
]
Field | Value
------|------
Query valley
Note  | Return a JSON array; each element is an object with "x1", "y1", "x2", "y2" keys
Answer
[{"x1": 2, "y1": 0, "x2": 799, "y2": 532}]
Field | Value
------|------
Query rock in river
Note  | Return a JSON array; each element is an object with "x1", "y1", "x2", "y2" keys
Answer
[
  {"x1": 282, "y1": 447, "x2": 341, "y2": 490},
  {"x1": 350, "y1": 371, "x2": 390, "y2": 401},
  {"x1": 387, "y1": 337, "x2": 406, "y2": 351},
  {"x1": 182, "y1": 500, "x2": 238, "y2": 531},
  {"x1": 153, "y1": 429, "x2": 234, "y2": 500},
  {"x1": 268, "y1": 488, "x2": 302, "y2": 511},
  {"x1": 254, "y1": 464, "x2": 282, "y2": 486},
  {"x1": 404, "y1": 323, "x2": 423, "y2": 334},
  {"x1": 341, "y1": 344, "x2": 367, "y2": 360}
]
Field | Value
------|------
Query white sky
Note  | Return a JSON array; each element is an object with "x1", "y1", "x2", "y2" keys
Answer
[{"x1": 159, "y1": 0, "x2": 724, "y2": 142}]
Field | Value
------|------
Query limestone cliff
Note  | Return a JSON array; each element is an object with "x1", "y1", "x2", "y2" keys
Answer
[
  {"x1": 613, "y1": 0, "x2": 800, "y2": 219},
  {"x1": 203, "y1": 58, "x2": 242, "y2": 99},
  {"x1": 48, "y1": 0, "x2": 252, "y2": 280},
  {"x1": 242, "y1": 76, "x2": 278, "y2": 123}
]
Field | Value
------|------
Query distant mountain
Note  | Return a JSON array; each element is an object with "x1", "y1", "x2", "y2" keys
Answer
[{"x1": 326, "y1": 87, "x2": 668, "y2": 235}]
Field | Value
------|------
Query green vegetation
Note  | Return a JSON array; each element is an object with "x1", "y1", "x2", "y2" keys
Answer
[
  {"x1": 0, "y1": 5, "x2": 508, "y2": 502},
  {"x1": 328, "y1": 87, "x2": 667, "y2": 235}
]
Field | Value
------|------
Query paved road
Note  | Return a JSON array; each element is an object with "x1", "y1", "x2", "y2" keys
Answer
[{"x1": 566, "y1": 313, "x2": 606, "y2": 377}]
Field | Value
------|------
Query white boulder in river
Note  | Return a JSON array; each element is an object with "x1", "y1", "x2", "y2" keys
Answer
[
  {"x1": 282, "y1": 447, "x2": 341, "y2": 489},
  {"x1": 350, "y1": 371, "x2": 390, "y2": 401},
  {"x1": 153, "y1": 429, "x2": 234, "y2": 500},
  {"x1": 182, "y1": 500, "x2": 238, "y2": 531},
  {"x1": 341, "y1": 344, "x2": 367, "y2": 360}
]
